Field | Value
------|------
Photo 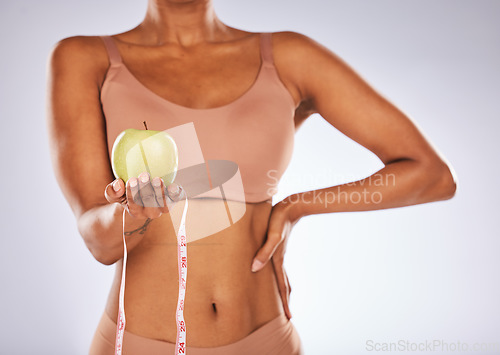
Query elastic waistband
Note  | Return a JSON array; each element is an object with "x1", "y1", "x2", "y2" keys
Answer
[{"x1": 100, "y1": 311, "x2": 292, "y2": 354}]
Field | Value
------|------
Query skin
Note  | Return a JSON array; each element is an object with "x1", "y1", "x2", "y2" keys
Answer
[{"x1": 46, "y1": 0, "x2": 457, "y2": 348}]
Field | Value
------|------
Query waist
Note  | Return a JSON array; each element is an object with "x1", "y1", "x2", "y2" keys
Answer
[{"x1": 105, "y1": 199, "x2": 283, "y2": 346}]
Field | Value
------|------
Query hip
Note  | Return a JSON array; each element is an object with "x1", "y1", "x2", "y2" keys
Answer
[
  {"x1": 104, "y1": 259, "x2": 285, "y2": 346},
  {"x1": 89, "y1": 309, "x2": 303, "y2": 355}
]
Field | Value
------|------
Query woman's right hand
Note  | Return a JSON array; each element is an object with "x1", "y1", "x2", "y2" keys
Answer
[{"x1": 104, "y1": 171, "x2": 184, "y2": 219}]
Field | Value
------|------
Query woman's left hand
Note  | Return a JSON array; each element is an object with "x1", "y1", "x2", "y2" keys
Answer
[{"x1": 251, "y1": 195, "x2": 302, "y2": 320}]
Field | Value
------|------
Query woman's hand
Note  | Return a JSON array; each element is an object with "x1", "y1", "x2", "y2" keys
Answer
[
  {"x1": 104, "y1": 171, "x2": 184, "y2": 219},
  {"x1": 251, "y1": 196, "x2": 302, "y2": 320}
]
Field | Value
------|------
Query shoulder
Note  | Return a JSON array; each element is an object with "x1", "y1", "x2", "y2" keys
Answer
[
  {"x1": 269, "y1": 31, "x2": 355, "y2": 101},
  {"x1": 269, "y1": 31, "x2": 314, "y2": 46},
  {"x1": 48, "y1": 35, "x2": 106, "y2": 62},
  {"x1": 266, "y1": 31, "x2": 341, "y2": 104},
  {"x1": 269, "y1": 31, "x2": 336, "y2": 62},
  {"x1": 47, "y1": 35, "x2": 110, "y2": 84}
]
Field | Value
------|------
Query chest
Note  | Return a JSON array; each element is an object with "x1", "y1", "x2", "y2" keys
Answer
[
  {"x1": 116, "y1": 42, "x2": 262, "y2": 110},
  {"x1": 102, "y1": 67, "x2": 296, "y2": 203}
]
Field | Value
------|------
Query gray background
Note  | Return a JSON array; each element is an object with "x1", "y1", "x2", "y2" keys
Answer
[{"x1": 1, "y1": 0, "x2": 499, "y2": 354}]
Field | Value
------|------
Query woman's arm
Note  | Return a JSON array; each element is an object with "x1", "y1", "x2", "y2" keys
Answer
[
  {"x1": 46, "y1": 36, "x2": 152, "y2": 265},
  {"x1": 275, "y1": 31, "x2": 457, "y2": 219},
  {"x1": 251, "y1": 33, "x2": 458, "y2": 315}
]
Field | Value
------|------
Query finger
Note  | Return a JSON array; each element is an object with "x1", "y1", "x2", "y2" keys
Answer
[
  {"x1": 153, "y1": 177, "x2": 170, "y2": 214},
  {"x1": 163, "y1": 183, "x2": 185, "y2": 212},
  {"x1": 166, "y1": 182, "x2": 184, "y2": 202},
  {"x1": 126, "y1": 177, "x2": 144, "y2": 218},
  {"x1": 152, "y1": 177, "x2": 168, "y2": 213},
  {"x1": 251, "y1": 231, "x2": 282, "y2": 272},
  {"x1": 104, "y1": 179, "x2": 125, "y2": 203},
  {"x1": 283, "y1": 268, "x2": 292, "y2": 319},
  {"x1": 139, "y1": 172, "x2": 164, "y2": 219},
  {"x1": 285, "y1": 268, "x2": 292, "y2": 295},
  {"x1": 272, "y1": 260, "x2": 292, "y2": 320},
  {"x1": 136, "y1": 172, "x2": 153, "y2": 207}
]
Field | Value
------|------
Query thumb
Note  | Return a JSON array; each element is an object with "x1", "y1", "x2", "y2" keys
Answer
[{"x1": 105, "y1": 178, "x2": 125, "y2": 203}]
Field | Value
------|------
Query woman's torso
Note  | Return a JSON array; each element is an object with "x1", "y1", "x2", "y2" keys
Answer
[
  {"x1": 96, "y1": 29, "x2": 300, "y2": 346},
  {"x1": 106, "y1": 199, "x2": 282, "y2": 346}
]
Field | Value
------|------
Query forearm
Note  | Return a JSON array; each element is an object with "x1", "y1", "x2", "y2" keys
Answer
[
  {"x1": 77, "y1": 202, "x2": 152, "y2": 265},
  {"x1": 286, "y1": 158, "x2": 457, "y2": 220}
]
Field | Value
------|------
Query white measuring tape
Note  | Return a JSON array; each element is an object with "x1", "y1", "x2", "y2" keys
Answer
[
  {"x1": 114, "y1": 191, "x2": 189, "y2": 355},
  {"x1": 175, "y1": 196, "x2": 188, "y2": 354}
]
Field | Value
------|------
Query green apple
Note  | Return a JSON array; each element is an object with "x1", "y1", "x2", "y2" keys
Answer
[{"x1": 111, "y1": 128, "x2": 178, "y2": 185}]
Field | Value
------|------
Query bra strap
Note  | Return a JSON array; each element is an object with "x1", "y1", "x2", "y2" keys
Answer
[
  {"x1": 100, "y1": 35, "x2": 122, "y2": 65},
  {"x1": 260, "y1": 32, "x2": 274, "y2": 66}
]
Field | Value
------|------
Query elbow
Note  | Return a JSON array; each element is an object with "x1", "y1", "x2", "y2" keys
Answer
[
  {"x1": 82, "y1": 236, "x2": 120, "y2": 265},
  {"x1": 89, "y1": 245, "x2": 119, "y2": 266},
  {"x1": 77, "y1": 213, "x2": 120, "y2": 266},
  {"x1": 423, "y1": 159, "x2": 458, "y2": 202},
  {"x1": 437, "y1": 161, "x2": 458, "y2": 200},
  {"x1": 84, "y1": 233, "x2": 122, "y2": 265}
]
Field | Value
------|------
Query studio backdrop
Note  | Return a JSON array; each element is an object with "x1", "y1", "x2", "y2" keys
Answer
[{"x1": 0, "y1": 1, "x2": 498, "y2": 354}]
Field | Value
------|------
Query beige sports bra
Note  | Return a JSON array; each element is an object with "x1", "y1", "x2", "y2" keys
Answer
[{"x1": 99, "y1": 32, "x2": 296, "y2": 204}]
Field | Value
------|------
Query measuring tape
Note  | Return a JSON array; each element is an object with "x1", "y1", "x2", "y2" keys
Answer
[
  {"x1": 175, "y1": 196, "x2": 188, "y2": 353},
  {"x1": 114, "y1": 191, "x2": 189, "y2": 355}
]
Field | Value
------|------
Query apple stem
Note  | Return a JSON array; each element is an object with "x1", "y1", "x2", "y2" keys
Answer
[{"x1": 143, "y1": 121, "x2": 148, "y2": 130}]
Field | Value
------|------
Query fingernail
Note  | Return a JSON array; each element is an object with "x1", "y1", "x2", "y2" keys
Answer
[
  {"x1": 251, "y1": 259, "x2": 263, "y2": 273},
  {"x1": 169, "y1": 184, "x2": 180, "y2": 195},
  {"x1": 130, "y1": 178, "x2": 137, "y2": 188},
  {"x1": 112, "y1": 180, "x2": 120, "y2": 192},
  {"x1": 140, "y1": 172, "x2": 149, "y2": 183},
  {"x1": 152, "y1": 177, "x2": 161, "y2": 187}
]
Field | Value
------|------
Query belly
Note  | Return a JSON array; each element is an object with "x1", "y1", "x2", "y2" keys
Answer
[{"x1": 104, "y1": 198, "x2": 283, "y2": 347}]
